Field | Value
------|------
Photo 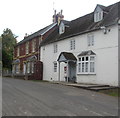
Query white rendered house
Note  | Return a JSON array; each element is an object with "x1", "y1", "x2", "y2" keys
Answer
[{"x1": 40, "y1": 2, "x2": 120, "y2": 86}]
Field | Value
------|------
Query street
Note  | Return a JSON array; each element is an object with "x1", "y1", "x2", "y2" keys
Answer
[{"x1": 2, "y1": 77, "x2": 118, "y2": 116}]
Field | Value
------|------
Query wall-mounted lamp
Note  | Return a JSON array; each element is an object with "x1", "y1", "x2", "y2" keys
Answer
[{"x1": 100, "y1": 26, "x2": 111, "y2": 34}]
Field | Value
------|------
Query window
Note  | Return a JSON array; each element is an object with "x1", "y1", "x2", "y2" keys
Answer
[
  {"x1": 87, "y1": 34, "x2": 94, "y2": 46},
  {"x1": 94, "y1": 11, "x2": 103, "y2": 22},
  {"x1": 70, "y1": 39, "x2": 75, "y2": 50},
  {"x1": 32, "y1": 40, "x2": 36, "y2": 52},
  {"x1": 78, "y1": 56, "x2": 95, "y2": 74},
  {"x1": 15, "y1": 64, "x2": 20, "y2": 74},
  {"x1": 26, "y1": 42, "x2": 29, "y2": 54},
  {"x1": 54, "y1": 43, "x2": 58, "y2": 53},
  {"x1": 59, "y1": 22, "x2": 65, "y2": 34},
  {"x1": 23, "y1": 63, "x2": 26, "y2": 74},
  {"x1": 12, "y1": 65, "x2": 15, "y2": 74},
  {"x1": 17, "y1": 47, "x2": 20, "y2": 57},
  {"x1": 53, "y1": 62, "x2": 57, "y2": 72},
  {"x1": 90, "y1": 56, "x2": 95, "y2": 72},
  {"x1": 27, "y1": 62, "x2": 30, "y2": 73},
  {"x1": 31, "y1": 62, "x2": 34, "y2": 73}
]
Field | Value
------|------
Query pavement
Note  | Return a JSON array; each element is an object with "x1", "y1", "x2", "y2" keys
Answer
[
  {"x1": 2, "y1": 77, "x2": 119, "y2": 116},
  {"x1": 51, "y1": 81, "x2": 118, "y2": 91}
]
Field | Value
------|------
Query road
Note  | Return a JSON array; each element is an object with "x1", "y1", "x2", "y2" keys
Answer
[{"x1": 2, "y1": 77, "x2": 118, "y2": 116}]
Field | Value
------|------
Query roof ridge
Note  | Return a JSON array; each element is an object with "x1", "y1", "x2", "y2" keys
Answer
[
  {"x1": 16, "y1": 23, "x2": 56, "y2": 46},
  {"x1": 71, "y1": 12, "x2": 93, "y2": 22},
  {"x1": 23, "y1": 23, "x2": 54, "y2": 39}
]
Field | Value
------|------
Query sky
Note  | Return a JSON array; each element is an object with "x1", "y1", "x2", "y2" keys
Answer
[{"x1": 0, "y1": 0, "x2": 119, "y2": 42}]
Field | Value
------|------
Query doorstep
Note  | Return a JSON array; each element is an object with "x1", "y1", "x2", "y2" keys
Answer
[{"x1": 51, "y1": 81, "x2": 118, "y2": 91}]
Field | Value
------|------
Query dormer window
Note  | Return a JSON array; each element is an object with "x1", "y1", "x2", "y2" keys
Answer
[
  {"x1": 59, "y1": 22, "x2": 65, "y2": 34},
  {"x1": 94, "y1": 11, "x2": 103, "y2": 22},
  {"x1": 94, "y1": 6, "x2": 104, "y2": 22}
]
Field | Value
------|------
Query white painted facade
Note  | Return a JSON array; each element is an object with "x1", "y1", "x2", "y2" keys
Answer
[{"x1": 40, "y1": 25, "x2": 118, "y2": 86}]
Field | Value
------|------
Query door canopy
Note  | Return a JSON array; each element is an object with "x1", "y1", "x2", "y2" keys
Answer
[
  {"x1": 13, "y1": 59, "x2": 20, "y2": 64},
  {"x1": 27, "y1": 55, "x2": 37, "y2": 61},
  {"x1": 57, "y1": 52, "x2": 77, "y2": 62}
]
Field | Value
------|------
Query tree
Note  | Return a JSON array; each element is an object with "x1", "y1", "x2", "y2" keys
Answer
[{"x1": 1, "y1": 28, "x2": 17, "y2": 69}]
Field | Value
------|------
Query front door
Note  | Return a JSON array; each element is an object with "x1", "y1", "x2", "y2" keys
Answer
[{"x1": 68, "y1": 61, "x2": 76, "y2": 83}]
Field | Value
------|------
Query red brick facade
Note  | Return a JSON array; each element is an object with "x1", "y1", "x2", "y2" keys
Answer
[
  {"x1": 13, "y1": 23, "x2": 57, "y2": 80},
  {"x1": 14, "y1": 37, "x2": 39, "y2": 73}
]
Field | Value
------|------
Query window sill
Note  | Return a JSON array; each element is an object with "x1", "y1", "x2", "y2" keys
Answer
[{"x1": 77, "y1": 73, "x2": 96, "y2": 75}]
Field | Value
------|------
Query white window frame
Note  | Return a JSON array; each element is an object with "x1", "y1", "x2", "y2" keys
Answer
[
  {"x1": 26, "y1": 42, "x2": 29, "y2": 54},
  {"x1": 53, "y1": 62, "x2": 57, "y2": 72},
  {"x1": 87, "y1": 34, "x2": 94, "y2": 46},
  {"x1": 77, "y1": 55, "x2": 96, "y2": 74},
  {"x1": 53, "y1": 43, "x2": 58, "y2": 53},
  {"x1": 70, "y1": 39, "x2": 75, "y2": 50}
]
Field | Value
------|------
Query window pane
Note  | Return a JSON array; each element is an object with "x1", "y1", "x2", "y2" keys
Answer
[
  {"x1": 31, "y1": 62, "x2": 34, "y2": 73},
  {"x1": 79, "y1": 58, "x2": 81, "y2": 62},
  {"x1": 90, "y1": 62, "x2": 95, "y2": 72},
  {"x1": 27, "y1": 62, "x2": 30, "y2": 73},
  {"x1": 90, "y1": 56, "x2": 95, "y2": 61},
  {"x1": 70, "y1": 40, "x2": 75, "y2": 50},
  {"x1": 88, "y1": 34, "x2": 94, "y2": 46},
  {"x1": 78, "y1": 63, "x2": 81, "y2": 72},
  {"x1": 16, "y1": 64, "x2": 19, "y2": 74},
  {"x1": 86, "y1": 57, "x2": 88, "y2": 61},
  {"x1": 73, "y1": 40, "x2": 75, "y2": 49},
  {"x1": 82, "y1": 57, "x2": 84, "y2": 61},
  {"x1": 92, "y1": 35, "x2": 94, "y2": 46},
  {"x1": 82, "y1": 63, "x2": 84, "y2": 72},
  {"x1": 54, "y1": 63, "x2": 57, "y2": 72},
  {"x1": 70, "y1": 40, "x2": 72, "y2": 50},
  {"x1": 85, "y1": 62, "x2": 88, "y2": 72},
  {"x1": 32, "y1": 40, "x2": 35, "y2": 52}
]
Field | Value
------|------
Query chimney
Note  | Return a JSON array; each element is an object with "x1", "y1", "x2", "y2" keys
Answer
[
  {"x1": 53, "y1": 10, "x2": 57, "y2": 23},
  {"x1": 52, "y1": 9, "x2": 64, "y2": 25},
  {"x1": 24, "y1": 33, "x2": 28, "y2": 38}
]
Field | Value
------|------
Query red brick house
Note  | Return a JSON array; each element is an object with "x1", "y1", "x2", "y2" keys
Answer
[{"x1": 12, "y1": 10, "x2": 64, "y2": 80}]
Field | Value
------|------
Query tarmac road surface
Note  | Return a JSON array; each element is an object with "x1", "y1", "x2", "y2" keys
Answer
[{"x1": 2, "y1": 77, "x2": 118, "y2": 116}]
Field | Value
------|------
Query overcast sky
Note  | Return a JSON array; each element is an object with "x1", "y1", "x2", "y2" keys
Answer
[{"x1": 0, "y1": 0, "x2": 119, "y2": 42}]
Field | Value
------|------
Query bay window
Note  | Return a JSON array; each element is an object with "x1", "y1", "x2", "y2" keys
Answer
[{"x1": 78, "y1": 55, "x2": 96, "y2": 74}]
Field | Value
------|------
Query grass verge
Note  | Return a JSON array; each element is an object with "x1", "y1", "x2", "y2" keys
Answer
[{"x1": 99, "y1": 88, "x2": 120, "y2": 97}]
